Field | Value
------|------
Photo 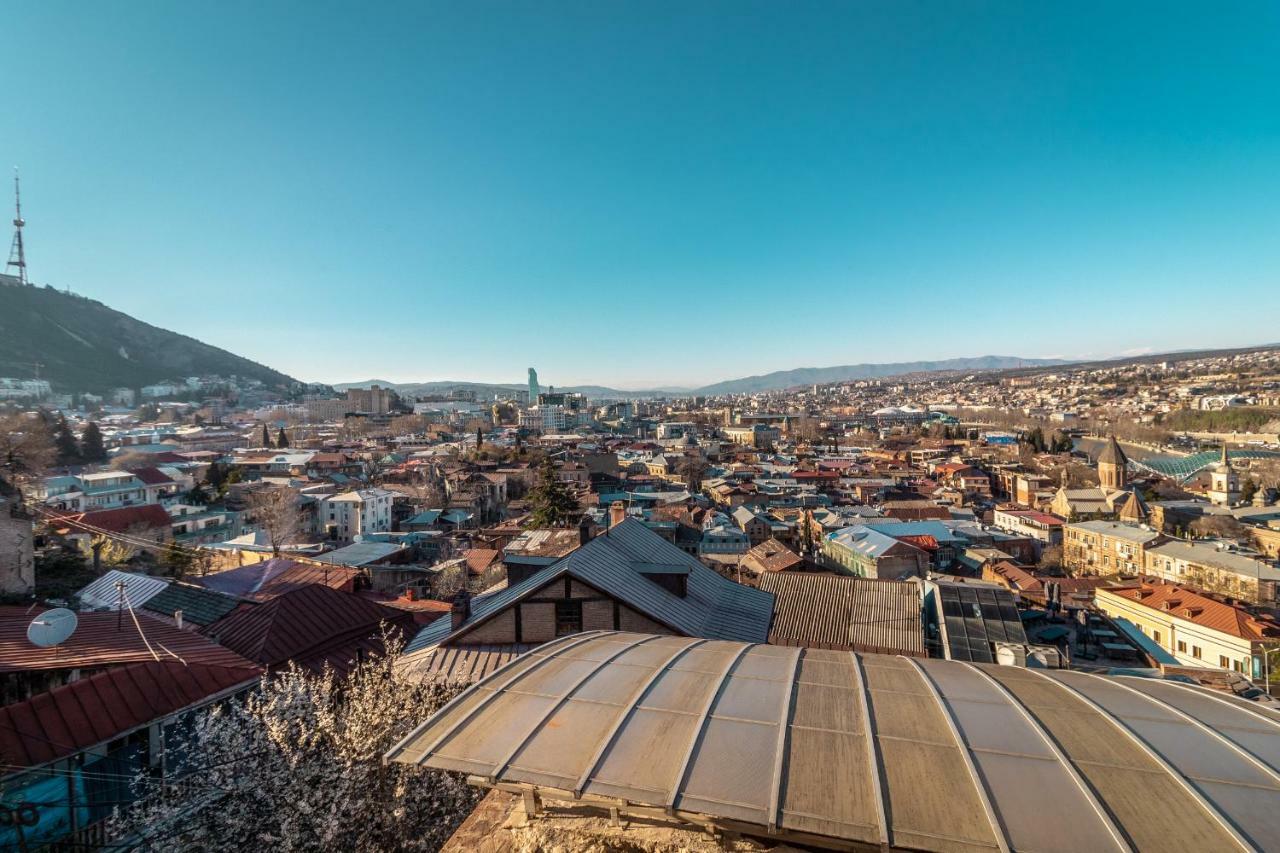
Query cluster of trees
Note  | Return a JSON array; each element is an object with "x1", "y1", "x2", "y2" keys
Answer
[
  {"x1": 260, "y1": 423, "x2": 290, "y2": 448},
  {"x1": 110, "y1": 631, "x2": 481, "y2": 852},
  {"x1": 0, "y1": 411, "x2": 109, "y2": 495},
  {"x1": 52, "y1": 416, "x2": 108, "y2": 465},
  {"x1": 1164, "y1": 407, "x2": 1280, "y2": 434},
  {"x1": 1020, "y1": 426, "x2": 1074, "y2": 454}
]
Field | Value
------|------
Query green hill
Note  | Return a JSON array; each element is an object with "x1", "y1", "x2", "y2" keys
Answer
[{"x1": 0, "y1": 284, "x2": 298, "y2": 393}]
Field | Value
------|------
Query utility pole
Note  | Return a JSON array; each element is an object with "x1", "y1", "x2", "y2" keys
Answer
[
  {"x1": 6, "y1": 168, "x2": 29, "y2": 286},
  {"x1": 115, "y1": 578, "x2": 127, "y2": 631}
]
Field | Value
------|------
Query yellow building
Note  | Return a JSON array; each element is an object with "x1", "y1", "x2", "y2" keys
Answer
[
  {"x1": 1063, "y1": 520, "x2": 1162, "y2": 576},
  {"x1": 1095, "y1": 581, "x2": 1280, "y2": 675}
]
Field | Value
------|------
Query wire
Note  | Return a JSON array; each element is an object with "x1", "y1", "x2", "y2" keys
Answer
[{"x1": 36, "y1": 507, "x2": 215, "y2": 560}]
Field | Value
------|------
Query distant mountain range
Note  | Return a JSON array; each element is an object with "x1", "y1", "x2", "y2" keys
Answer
[
  {"x1": 690, "y1": 356, "x2": 1067, "y2": 395},
  {"x1": 0, "y1": 284, "x2": 298, "y2": 393},
  {"x1": 336, "y1": 356, "x2": 1067, "y2": 399}
]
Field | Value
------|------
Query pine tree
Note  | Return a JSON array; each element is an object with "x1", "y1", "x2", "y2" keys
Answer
[
  {"x1": 525, "y1": 456, "x2": 580, "y2": 528},
  {"x1": 476, "y1": 426, "x2": 483, "y2": 449},
  {"x1": 261, "y1": 423, "x2": 271, "y2": 448},
  {"x1": 54, "y1": 415, "x2": 81, "y2": 466},
  {"x1": 80, "y1": 421, "x2": 108, "y2": 463},
  {"x1": 276, "y1": 428, "x2": 289, "y2": 448}
]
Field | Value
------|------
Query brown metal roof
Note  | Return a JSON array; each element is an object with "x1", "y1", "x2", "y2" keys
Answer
[
  {"x1": 200, "y1": 584, "x2": 416, "y2": 674},
  {"x1": 388, "y1": 631, "x2": 1280, "y2": 852},
  {"x1": 0, "y1": 607, "x2": 260, "y2": 673},
  {"x1": 0, "y1": 661, "x2": 260, "y2": 769},
  {"x1": 759, "y1": 572, "x2": 925, "y2": 656}
]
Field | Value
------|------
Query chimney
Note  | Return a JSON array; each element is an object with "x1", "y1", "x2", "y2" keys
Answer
[
  {"x1": 174, "y1": 610, "x2": 184, "y2": 630},
  {"x1": 579, "y1": 514, "x2": 594, "y2": 546},
  {"x1": 609, "y1": 500, "x2": 626, "y2": 529},
  {"x1": 450, "y1": 588, "x2": 471, "y2": 630}
]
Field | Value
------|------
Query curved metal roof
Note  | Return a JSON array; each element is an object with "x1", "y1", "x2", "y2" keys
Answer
[
  {"x1": 388, "y1": 631, "x2": 1280, "y2": 852},
  {"x1": 1132, "y1": 449, "x2": 1280, "y2": 481}
]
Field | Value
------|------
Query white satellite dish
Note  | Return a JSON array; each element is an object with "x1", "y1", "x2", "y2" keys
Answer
[{"x1": 28, "y1": 608, "x2": 78, "y2": 648}]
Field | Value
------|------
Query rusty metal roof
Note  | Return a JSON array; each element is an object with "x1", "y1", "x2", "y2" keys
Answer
[
  {"x1": 388, "y1": 631, "x2": 1280, "y2": 853},
  {"x1": 201, "y1": 584, "x2": 416, "y2": 674},
  {"x1": 758, "y1": 573, "x2": 924, "y2": 656},
  {"x1": 0, "y1": 661, "x2": 260, "y2": 769},
  {"x1": 0, "y1": 607, "x2": 260, "y2": 673}
]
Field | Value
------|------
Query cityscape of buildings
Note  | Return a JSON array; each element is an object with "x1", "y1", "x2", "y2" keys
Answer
[
  {"x1": 3, "y1": 336, "x2": 1280, "y2": 850},
  {"x1": 5, "y1": 5, "x2": 1280, "y2": 851}
]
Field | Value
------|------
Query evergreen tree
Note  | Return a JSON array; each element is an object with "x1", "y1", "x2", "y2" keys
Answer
[
  {"x1": 476, "y1": 426, "x2": 483, "y2": 449},
  {"x1": 53, "y1": 415, "x2": 81, "y2": 466},
  {"x1": 525, "y1": 457, "x2": 580, "y2": 528},
  {"x1": 276, "y1": 428, "x2": 289, "y2": 448},
  {"x1": 1241, "y1": 478, "x2": 1259, "y2": 504},
  {"x1": 80, "y1": 421, "x2": 108, "y2": 463},
  {"x1": 261, "y1": 423, "x2": 271, "y2": 448}
]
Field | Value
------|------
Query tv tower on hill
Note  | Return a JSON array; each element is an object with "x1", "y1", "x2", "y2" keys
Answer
[{"x1": 6, "y1": 167, "x2": 29, "y2": 286}]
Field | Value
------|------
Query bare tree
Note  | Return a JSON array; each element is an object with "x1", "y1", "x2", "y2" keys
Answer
[
  {"x1": 247, "y1": 486, "x2": 302, "y2": 557},
  {"x1": 0, "y1": 411, "x2": 56, "y2": 497},
  {"x1": 1189, "y1": 515, "x2": 1248, "y2": 542}
]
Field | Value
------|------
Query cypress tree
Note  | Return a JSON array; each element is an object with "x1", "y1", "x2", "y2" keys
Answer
[
  {"x1": 276, "y1": 428, "x2": 289, "y2": 448},
  {"x1": 261, "y1": 423, "x2": 271, "y2": 447},
  {"x1": 54, "y1": 415, "x2": 81, "y2": 466},
  {"x1": 80, "y1": 421, "x2": 108, "y2": 463}
]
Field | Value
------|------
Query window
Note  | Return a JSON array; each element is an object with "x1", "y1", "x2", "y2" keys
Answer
[
  {"x1": 1177, "y1": 640, "x2": 1187, "y2": 653},
  {"x1": 1153, "y1": 630, "x2": 1161, "y2": 644},
  {"x1": 554, "y1": 600, "x2": 583, "y2": 637},
  {"x1": 1192, "y1": 646, "x2": 1202, "y2": 659},
  {"x1": 1219, "y1": 656, "x2": 1230, "y2": 669}
]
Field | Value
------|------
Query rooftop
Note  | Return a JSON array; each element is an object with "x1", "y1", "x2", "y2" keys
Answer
[{"x1": 389, "y1": 630, "x2": 1280, "y2": 852}]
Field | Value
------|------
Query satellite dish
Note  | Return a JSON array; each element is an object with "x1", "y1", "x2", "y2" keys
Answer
[{"x1": 28, "y1": 608, "x2": 78, "y2": 648}]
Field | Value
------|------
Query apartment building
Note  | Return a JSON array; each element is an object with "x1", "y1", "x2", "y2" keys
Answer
[
  {"x1": 992, "y1": 508, "x2": 1065, "y2": 547},
  {"x1": 1063, "y1": 520, "x2": 1163, "y2": 576},
  {"x1": 318, "y1": 488, "x2": 394, "y2": 540},
  {"x1": 1143, "y1": 539, "x2": 1280, "y2": 604}
]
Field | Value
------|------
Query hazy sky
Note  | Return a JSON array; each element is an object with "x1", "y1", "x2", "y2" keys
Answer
[{"x1": 5, "y1": 2, "x2": 1279, "y2": 389}]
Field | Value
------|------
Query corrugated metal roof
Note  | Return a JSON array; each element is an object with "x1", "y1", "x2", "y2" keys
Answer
[
  {"x1": 201, "y1": 584, "x2": 416, "y2": 675},
  {"x1": 405, "y1": 519, "x2": 773, "y2": 654},
  {"x1": 759, "y1": 573, "x2": 924, "y2": 656},
  {"x1": 141, "y1": 582, "x2": 243, "y2": 627},
  {"x1": 399, "y1": 644, "x2": 536, "y2": 684},
  {"x1": 193, "y1": 558, "x2": 362, "y2": 601},
  {"x1": 0, "y1": 608, "x2": 258, "y2": 673},
  {"x1": 388, "y1": 631, "x2": 1280, "y2": 853},
  {"x1": 76, "y1": 570, "x2": 171, "y2": 611},
  {"x1": 0, "y1": 661, "x2": 260, "y2": 769}
]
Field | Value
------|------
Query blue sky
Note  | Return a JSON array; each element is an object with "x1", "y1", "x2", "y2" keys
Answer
[{"x1": 5, "y1": 2, "x2": 1279, "y2": 389}]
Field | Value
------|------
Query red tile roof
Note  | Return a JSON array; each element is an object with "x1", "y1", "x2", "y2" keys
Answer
[
  {"x1": 50, "y1": 504, "x2": 172, "y2": 534},
  {"x1": 200, "y1": 585, "x2": 416, "y2": 675},
  {"x1": 0, "y1": 661, "x2": 260, "y2": 768},
  {"x1": 127, "y1": 466, "x2": 176, "y2": 485},
  {"x1": 464, "y1": 548, "x2": 501, "y2": 575},
  {"x1": 0, "y1": 608, "x2": 259, "y2": 673},
  {"x1": 1107, "y1": 580, "x2": 1280, "y2": 641}
]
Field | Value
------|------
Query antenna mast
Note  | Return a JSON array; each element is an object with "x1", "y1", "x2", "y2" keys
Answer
[{"x1": 6, "y1": 168, "x2": 29, "y2": 286}]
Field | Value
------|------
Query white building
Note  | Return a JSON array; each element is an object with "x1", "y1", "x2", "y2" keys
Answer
[{"x1": 318, "y1": 488, "x2": 394, "y2": 540}]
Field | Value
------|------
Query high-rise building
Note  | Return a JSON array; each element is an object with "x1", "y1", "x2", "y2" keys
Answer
[{"x1": 527, "y1": 368, "x2": 540, "y2": 405}]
